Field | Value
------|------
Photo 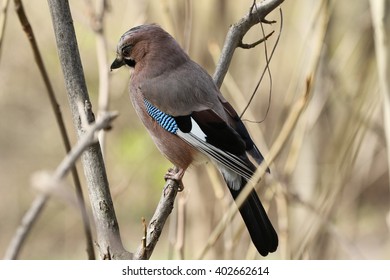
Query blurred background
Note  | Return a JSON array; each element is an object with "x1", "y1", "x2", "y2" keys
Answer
[{"x1": 0, "y1": 0, "x2": 389, "y2": 259}]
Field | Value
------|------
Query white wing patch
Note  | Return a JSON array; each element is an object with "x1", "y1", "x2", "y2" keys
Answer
[
  {"x1": 177, "y1": 117, "x2": 253, "y2": 190},
  {"x1": 188, "y1": 118, "x2": 206, "y2": 141}
]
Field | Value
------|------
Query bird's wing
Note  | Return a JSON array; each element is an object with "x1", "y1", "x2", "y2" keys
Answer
[
  {"x1": 139, "y1": 59, "x2": 266, "y2": 180},
  {"x1": 142, "y1": 96, "x2": 255, "y2": 187},
  {"x1": 175, "y1": 110, "x2": 256, "y2": 185},
  {"x1": 218, "y1": 97, "x2": 266, "y2": 166}
]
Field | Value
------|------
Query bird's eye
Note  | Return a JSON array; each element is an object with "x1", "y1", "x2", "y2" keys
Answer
[{"x1": 121, "y1": 44, "x2": 133, "y2": 58}]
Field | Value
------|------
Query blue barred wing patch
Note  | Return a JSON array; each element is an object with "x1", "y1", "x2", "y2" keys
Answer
[{"x1": 144, "y1": 99, "x2": 178, "y2": 134}]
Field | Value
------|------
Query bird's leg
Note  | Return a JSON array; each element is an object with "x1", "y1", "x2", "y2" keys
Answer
[{"x1": 164, "y1": 166, "x2": 185, "y2": 192}]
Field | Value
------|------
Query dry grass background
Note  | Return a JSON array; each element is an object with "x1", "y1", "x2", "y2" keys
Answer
[{"x1": 0, "y1": 0, "x2": 389, "y2": 259}]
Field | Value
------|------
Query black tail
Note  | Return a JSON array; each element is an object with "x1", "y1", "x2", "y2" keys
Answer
[{"x1": 229, "y1": 181, "x2": 278, "y2": 257}]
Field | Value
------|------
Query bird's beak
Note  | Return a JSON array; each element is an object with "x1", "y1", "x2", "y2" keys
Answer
[{"x1": 110, "y1": 56, "x2": 125, "y2": 71}]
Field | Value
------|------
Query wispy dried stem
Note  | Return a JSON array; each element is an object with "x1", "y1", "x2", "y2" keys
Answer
[{"x1": 238, "y1": 30, "x2": 274, "y2": 49}]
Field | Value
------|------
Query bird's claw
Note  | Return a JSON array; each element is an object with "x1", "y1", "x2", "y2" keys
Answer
[{"x1": 164, "y1": 167, "x2": 184, "y2": 192}]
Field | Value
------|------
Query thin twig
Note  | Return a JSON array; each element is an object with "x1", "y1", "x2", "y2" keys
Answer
[
  {"x1": 13, "y1": 0, "x2": 95, "y2": 260},
  {"x1": 213, "y1": 0, "x2": 285, "y2": 88},
  {"x1": 4, "y1": 112, "x2": 118, "y2": 260},
  {"x1": 240, "y1": 8, "x2": 283, "y2": 120},
  {"x1": 141, "y1": 217, "x2": 147, "y2": 258},
  {"x1": 238, "y1": 30, "x2": 274, "y2": 49}
]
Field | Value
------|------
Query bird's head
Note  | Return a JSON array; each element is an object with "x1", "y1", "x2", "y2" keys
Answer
[{"x1": 110, "y1": 24, "x2": 188, "y2": 73}]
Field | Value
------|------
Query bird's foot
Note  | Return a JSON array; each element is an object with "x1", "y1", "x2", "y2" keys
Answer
[{"x1": 164, "y1": 167, "x2": 185, "y2": 192}]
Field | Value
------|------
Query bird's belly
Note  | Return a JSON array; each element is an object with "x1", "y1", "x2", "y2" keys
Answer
[{"x1": 148, "y1": 124, "x2": 198, "y2": 169}]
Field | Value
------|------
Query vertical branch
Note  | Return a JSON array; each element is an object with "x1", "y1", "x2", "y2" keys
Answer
[{"x1": 47, "y1": 0, "x2": 131, "y2": 259}]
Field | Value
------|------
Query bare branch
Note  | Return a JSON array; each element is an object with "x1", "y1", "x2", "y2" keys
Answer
[
  {"x1": 240, "y1": 9, "x2": 283, "y2": 119},
  {"x1": 54, "y1": 111, "x2": 118, "y2": 179},
  {"x1": 213, "y1": 0, "x2": 285, "y2": 88},
  {"x1": 47, "y1": 0, "x2": 130, "y2": 259},
  {"x1": 134, "y1": 172, "x2": 181, "y2": 260}
]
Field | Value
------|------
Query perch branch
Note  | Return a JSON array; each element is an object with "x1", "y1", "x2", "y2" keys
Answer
[
  {"x1": 13, "y1": 0, "x2": 95, "y2": 259},
  {"x1": 47, "y1": 0, "x2": 130, "y2": 259},
  {"x1": 133, "y1": 168, "x2": 181, "y2": 260}
]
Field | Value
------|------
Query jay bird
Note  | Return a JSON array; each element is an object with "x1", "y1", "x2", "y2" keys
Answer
[{"x1": 111, "y1": 24, "x2": 278, "y2": 257}]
